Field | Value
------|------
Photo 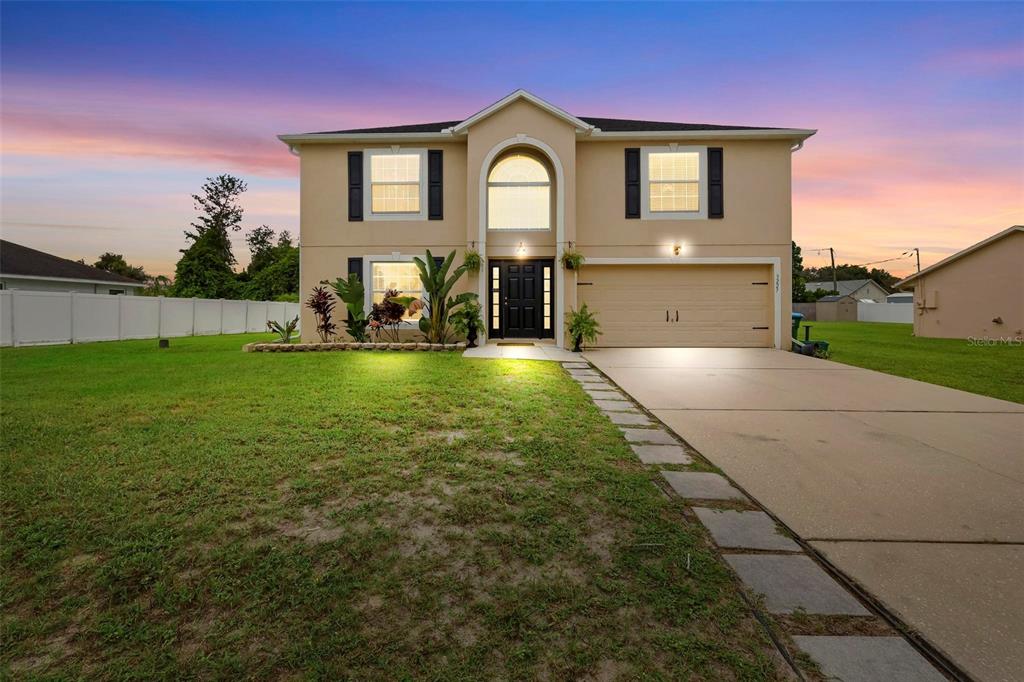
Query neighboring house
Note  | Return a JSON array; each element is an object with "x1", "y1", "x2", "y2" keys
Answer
[
  {"x1": 805, "y1": 278, "x2": 889, "y2": 303},
  {"x1": 886, "y1": 292, "x2": 913, "y2": 304},
  {"x1": 815, "y1": 294, "x2": 858, "y2": 322},
  {"x1": 0, "y1": 241, "x2": 144, "y2": 295},
  {"x1": 279, "y1": 90, "x2": 815, "y2": 348},
  {"x1": 895, "y1": 225, "x2": 1023, "y2": 340}
]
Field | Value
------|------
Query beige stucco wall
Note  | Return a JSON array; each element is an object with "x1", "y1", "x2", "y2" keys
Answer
[
  {"x1": 911, "y1": 231, "x2": 1023, "y2": 340},
  {"x1": 293, "y1": 98, "x2": 798, "y2": 346}
]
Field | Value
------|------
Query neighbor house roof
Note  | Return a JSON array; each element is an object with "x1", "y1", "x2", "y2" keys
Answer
[
  {"x1": 279, "y1": 89, "x2": 816, "y2": 144},
  {"x1": 895, "y1": 225, "x2": 1024, "y2": 288},
  {"x1": 818, "y1": 294, "x2": 856, "y2": 302},
  {"x1": 806, "y1": 279, "x2": 888, "y2": 296},
  {"x1": 0, "y1": 240, "x2": 145, "y2": 286}
]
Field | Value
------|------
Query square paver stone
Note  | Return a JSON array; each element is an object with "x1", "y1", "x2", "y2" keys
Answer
[
  {"x1": 573, "y1": 376, "x2": 607, "y2": 385},
  {"x1": 604, "y1": 411, "x2": 651, "y2": 426},
  {"x1": 661, "y1": 471, "x2": 743, "y2": 500},
  {"x1": 692, "y1": 508, "x2": 800, "y2": 551},
  {"x1": 562, "y1": 362, "x2": 590, "y2": 369},
  {"x1": 724, "y1": 555, "x2": 870, "y2": 615},
  {"x1": 793, "y1": 636, "x2": 944, "y2": 682},
  {"x1": 621, "y1": 428, "x2": 678, "y2": 445},
  {"x1": 585, "y1": 388, "x2": 624, "y2": 400},
  {"x1": 630, "y1": 444, "x2": 692, "y2": 464},
  {"x1": 568, "y1": 370, "x2": 600, "y2": 379},
  {"x1": 594, "y1": 399, "x2": 633, "y2": 411}
]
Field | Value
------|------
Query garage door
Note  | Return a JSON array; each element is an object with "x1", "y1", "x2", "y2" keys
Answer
[{"x1": 577, "y1": 264, "x2": 773, "y2": 347}]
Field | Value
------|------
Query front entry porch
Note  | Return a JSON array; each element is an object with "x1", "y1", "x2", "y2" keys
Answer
[{"x1": 462, "y1": 338, "x2": 578, "y2": 361}]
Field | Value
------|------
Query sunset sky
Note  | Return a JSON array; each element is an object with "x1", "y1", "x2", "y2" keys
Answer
[{"x1": 2, "y1": 1, "x2": 1022, "y2": 277}]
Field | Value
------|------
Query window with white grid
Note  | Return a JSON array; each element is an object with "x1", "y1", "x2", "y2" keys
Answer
[
  {"x1": 487, "y1": 153, "x2": 551, "y2": 230},
  {"x1": 371, "y1": 261, "x2": 422, "y2": 320},
  {"x1": 364, "y1": 149, "x2": 427, "y2": 219},
  {"x1": 640, "y1": 146, "x2": 707, "y2": 220}
]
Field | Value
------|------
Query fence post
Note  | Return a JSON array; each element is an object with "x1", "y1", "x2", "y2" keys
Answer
[
  {"x1": 118, "y1": 294, "x2": 125, "y2": 340},
  {"x1": 70, "y1": 292, "x2": 77, "y2": 344},
  {"x1": 157, "y1": 297, "x2": 164, "y2": 338},
  {"x1": 191, "y1": 298, "x2": 198, "y2": 337},
  {"x1": 11, "y1": 289, "x2": 19, "y2": 347},
  {"x1": 244, "y1": 300, "x2": 249, "y2": 334},
  {"x1": 220, "y1": 298, "x2": 225, "y2": 334}
]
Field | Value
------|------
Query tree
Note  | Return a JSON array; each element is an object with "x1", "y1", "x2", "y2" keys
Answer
[
  {"x1": 93, "y1": 252, "x2": 148, "y2": 282},
  {"x1": 792, "y1": 241, "x2": 807, "y2": 302},
  {"x1": 238, "y1": 225, "x2": 299, "y2": 301},
  {"x1": 172, "y1": 175, "x2": 246, "y2": 299},
  {"x1": 140, "y1": 275, "x2": 173, "y2": 297}
]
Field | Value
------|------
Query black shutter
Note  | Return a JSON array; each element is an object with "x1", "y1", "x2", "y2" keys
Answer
[
  {"x1": 348, "y1": 151, "x2": 363, "y2": 221},
  {"x1": 625, "y1": 148, "x2": 641, "y2": 219},
  {"x1": 708, "y1": 147, "x2": 724, "y2": 219},
  {"x1": 347, "y1": 257, "x2": 363, "y2": 281},
  {"x1": 346, "y1": 257, "x2": 363, "y2": 320},
  {"x1": 428, "y1": 150, "x2": 443, "y2": 220}
]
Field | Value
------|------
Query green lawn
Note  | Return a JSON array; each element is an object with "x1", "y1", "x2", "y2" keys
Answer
[
  {"x1": 1, "y1": 335, "x2": 783, "y2": 680},
  {"x1": 801, "y1": 321, "x2": 1023, "y2": 403}
]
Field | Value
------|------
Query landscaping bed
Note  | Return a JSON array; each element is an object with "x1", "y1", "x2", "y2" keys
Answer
[
  {"x1": 1, "y1": 333, "x2": 786, "y2": 679},
  {"x1": 244, "y1": 341, "x2": 467, "y2": 352}
]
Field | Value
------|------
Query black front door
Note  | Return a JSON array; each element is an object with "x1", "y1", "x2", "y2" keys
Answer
[{"x1": 489, "y1": 259, "x2": 553, "y2": 339}]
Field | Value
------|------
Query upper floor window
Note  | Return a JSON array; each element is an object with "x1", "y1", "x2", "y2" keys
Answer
[
  {"x1": 641, "y1": 146, "x2": 707, "y2": 220},
  {"x1": 365, "y1": 149, "x2": 428, "y2": 220},
  {"x1": 487, "y1": 152, "x2": 550, "y2": 230}
]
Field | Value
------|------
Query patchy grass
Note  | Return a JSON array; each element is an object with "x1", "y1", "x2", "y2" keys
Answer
[
  {"x1": 1, "y1": 334, "x2": 784, "y2": 679},
  {"x1": 801, "y1": 321, "x2": 1023, "y2": 403}
]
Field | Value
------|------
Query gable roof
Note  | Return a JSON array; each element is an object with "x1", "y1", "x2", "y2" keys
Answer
[
  {"x1": 279, "y1": 89, "x2": 816, "y2": 144},
  {"x1": 818, "y1": 294, "x2": 856, "y2": 302},
  {"x1": 449, "y1": 90, "x2": 594, "y2": 133},
  {"x1": 806, "y1": 279, "x2": 887, "y2": 296},
  {"x1": 0, "y1": 241, "x2": 145, "y2": 286},
  {"x1": 896, "y1": 225, "x2": 1024, "y2": 288}
]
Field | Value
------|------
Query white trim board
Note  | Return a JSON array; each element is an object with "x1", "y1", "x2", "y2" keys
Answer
[
  {"x1": 449, "y1": 89, "x2": 594, "y2": 135},
  {"x1": 582, "y1": 256, "x2": 783, "y2": 350},
  {"x1": 477, "y1": 135, "x2": 566, "y2": 348},
  {"x1": 0, "y1": 274, "x2": 144, "y2": 286}
]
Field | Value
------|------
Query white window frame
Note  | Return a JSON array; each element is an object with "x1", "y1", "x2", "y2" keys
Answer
[
  {"x1": 640, "y1": 145, "x2": 708, "y2": 220},
  {"x1": 486, "y1": 153, "x2": 552, "y2": 232},
  {"x1": 363, "y1": 148, "x2": 428, "y2": 221},
  {"x1": 363, "y1": 255, "x2": 425, "y2": 327}
]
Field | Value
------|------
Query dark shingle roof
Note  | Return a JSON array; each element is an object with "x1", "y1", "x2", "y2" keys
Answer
[
  {"x1": 0, "y1": 240, "x2": 144, "y2": 285},
  {"x1": 579, "y1": 117, "x2": 781, "y2": 132},
  {"x1": 306, "y1": 116, "x2": 782, "y2": 136},
  {"x1": 806, "y1": 279, "x2": 887, "y2": 296}
]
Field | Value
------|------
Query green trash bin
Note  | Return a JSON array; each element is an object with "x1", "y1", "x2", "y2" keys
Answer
[{"x1": 791, "y1": 312, "x2": 804, "y2": 339}]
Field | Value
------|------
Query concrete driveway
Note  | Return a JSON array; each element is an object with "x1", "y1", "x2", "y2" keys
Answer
[{"x1": 584, "y1": 347, "x2": 1024, "y2": 682}]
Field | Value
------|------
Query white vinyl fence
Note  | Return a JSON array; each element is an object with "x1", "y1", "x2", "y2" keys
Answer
[
  {"x1": 0, "y1": 290, "x2": 300, "y2": 347},
  {"x1": 857, "y1": 301, "x2": 914, "y2": 324}
]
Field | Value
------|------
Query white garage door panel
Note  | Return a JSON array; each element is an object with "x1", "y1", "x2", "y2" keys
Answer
[{"x1": 579, "y1": 265, "x2": 773, "y2": 347}]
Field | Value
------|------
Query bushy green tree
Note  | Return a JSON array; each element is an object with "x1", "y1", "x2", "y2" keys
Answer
[
  {"x1": 93, "y1": 252, "x2": 148, "y2": 282},
  {"x1": 172, "y1": 175, "x2": 246, "y2": 298},
  {"x1": 238, "y1": 227, "x2": 299, "y2": 300}
]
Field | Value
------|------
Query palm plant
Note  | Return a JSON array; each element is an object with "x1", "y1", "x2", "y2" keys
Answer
[
  {"x1": 266, "y1": 315, "x2": 299, "y2": 344},
  {"x1": 389, "y1": 249, "x2": 475, "y2": 344},
  {"x1": 565, "y1": 303, "x2": 601, "y2": 352},
  {"x1": 327, "y1": 274, "x2": 369, "y2": 342}
]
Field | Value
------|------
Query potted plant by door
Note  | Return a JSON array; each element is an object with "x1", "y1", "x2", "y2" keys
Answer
[
  {"x1": 450, "y1": 298, "x2": 484, "y2": 348},
  {"x1": 565, "y1": 303, "x2": 600, "y2": 352}
]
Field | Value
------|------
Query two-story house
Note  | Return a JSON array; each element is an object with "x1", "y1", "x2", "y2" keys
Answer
[{"x1": 279, "y1": 90, "x2": 815, "y2": 348}]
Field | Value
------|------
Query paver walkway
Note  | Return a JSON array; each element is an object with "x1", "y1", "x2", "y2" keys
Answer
[{"x1": 584, "y1": 347, "x2": 1024, "y2": 682}]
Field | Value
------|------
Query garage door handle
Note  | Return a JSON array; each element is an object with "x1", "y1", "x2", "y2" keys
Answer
[
  {"x1": 675, "y1": 310, "x2": 679, "y2": 322},
  {"x1": 665, "y1": 310, "x2": 669, "y2": 322}
]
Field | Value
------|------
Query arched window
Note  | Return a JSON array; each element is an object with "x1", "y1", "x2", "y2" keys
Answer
[{"x1": 487, "y1": 153, "x2": 551, "y2": 230}]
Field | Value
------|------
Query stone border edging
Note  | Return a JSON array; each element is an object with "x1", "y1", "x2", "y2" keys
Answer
[{"x1": 244, "y1": 341, "x2": 467, "y2": 353}]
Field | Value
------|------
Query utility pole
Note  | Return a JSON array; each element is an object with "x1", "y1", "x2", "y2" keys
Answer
[
  {"x1": 829, "y1": 247, "x2": 837, "y2": 294},
  {"x1": 913, "y1": 247, "x2": 920, "y2": 273}
]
